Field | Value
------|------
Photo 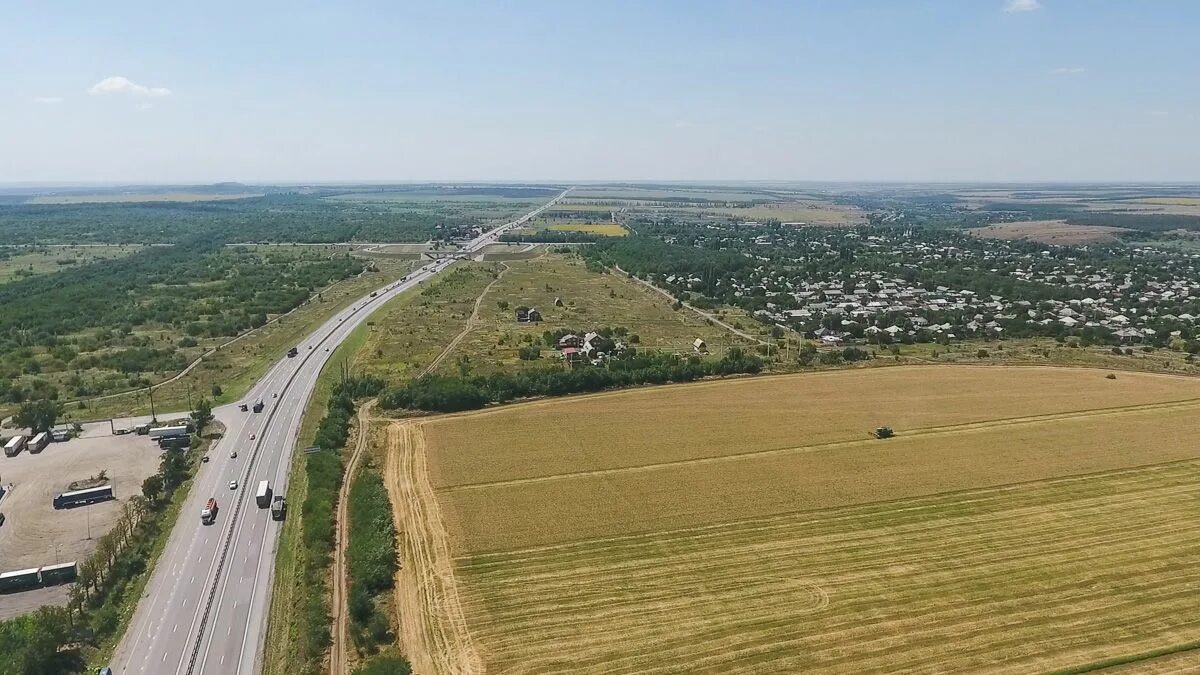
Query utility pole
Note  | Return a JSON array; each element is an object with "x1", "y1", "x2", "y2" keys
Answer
[{"x1": 148, "y1": 386, "x2": 158, "y2": 426}]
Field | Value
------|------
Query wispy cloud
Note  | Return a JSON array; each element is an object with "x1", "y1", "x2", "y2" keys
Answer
[
  {"x1": 1146, "y1": 110, "x2": 1170, "y2": 117},
  {"x1": 1049, "y1": 66, "x2": 1085, "y2": 75},
  {"x1": 32, "y1": 96, "x2": 64, "y2": 104},
  {"x1": 1004, "y1": 0, "x2": 1042, "y2": 12},
  {"x1": 88, "y1": 76, "x2": 171, "y2": 98},
  {"x1": 135, "y1": 102, "x2": 154, "y2": 111}
]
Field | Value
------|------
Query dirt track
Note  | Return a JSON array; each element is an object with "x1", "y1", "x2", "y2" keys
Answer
[
  {"x1": 330, "y1": 401, "x2": 374, "y2": 675},
  {"x1": 420, "y1": 261, "x2": 512, "y2": 377},
  {"x1": 383, "y1": 422, "x2": 480, "y2": 674}
]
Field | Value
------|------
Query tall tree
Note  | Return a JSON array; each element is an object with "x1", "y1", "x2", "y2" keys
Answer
[{"x1": 13, "y1": 399, "x2": 60, "y2": 433}]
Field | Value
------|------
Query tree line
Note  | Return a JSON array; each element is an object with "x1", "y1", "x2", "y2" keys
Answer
[{"x1": 379, "y1": 349, "x2": 764, "y2": 413}]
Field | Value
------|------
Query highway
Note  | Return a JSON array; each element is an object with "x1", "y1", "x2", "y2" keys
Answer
[{"x1": 110, "y1": 188, "x2": 570, "y2": 674}]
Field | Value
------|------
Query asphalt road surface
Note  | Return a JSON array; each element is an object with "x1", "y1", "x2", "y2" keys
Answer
[{"x1": 110, "y1": 188, "x2": 570, "y2": 674}]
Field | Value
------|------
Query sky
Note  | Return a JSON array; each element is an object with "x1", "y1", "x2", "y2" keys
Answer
[{"x1": 2, "y1": 0, "x2": 1198, "y2": 184}]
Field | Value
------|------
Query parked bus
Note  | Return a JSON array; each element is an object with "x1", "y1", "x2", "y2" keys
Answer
[
  {"x1": 53, "y1": 485, "x2": 114, "y2": 509},
  {"x1": 29, "y1": 432, "x2": 50, "y2": 454},
  {"x1": 255, "y1": 480, "x2": 272, "y2": 508}
]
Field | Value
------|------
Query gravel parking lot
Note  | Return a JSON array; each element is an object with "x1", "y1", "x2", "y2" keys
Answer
[{"x1": 0, "y1": 421, "x2": 164, "y2": 619}]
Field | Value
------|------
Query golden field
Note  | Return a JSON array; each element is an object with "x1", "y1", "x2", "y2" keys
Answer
[
  {"x1": 546, "y1": 222, "x2": 628, "y2": 236},
  {"x1": 970, "y1": 220, "x2": 1129, "y2": 245},
  {"x1": 385, "y1": 366, "x2": 1200, "y2": 673}
]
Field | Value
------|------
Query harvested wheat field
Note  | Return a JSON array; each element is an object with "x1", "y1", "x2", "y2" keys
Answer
[
  {"x1": 970, "y1": 220, "x2": 1129, "y2": 245},
  {"x1": 383, "y1": 365, "x2": 1200, "y2": 673}
]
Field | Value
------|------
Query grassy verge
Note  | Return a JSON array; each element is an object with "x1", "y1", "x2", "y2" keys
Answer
[
  {"x1": 262, "y1": 294, "x2": 392, "y2": 675},
  {"x1": 72, "y1": 254, "x2": 414, "y2": 422}
]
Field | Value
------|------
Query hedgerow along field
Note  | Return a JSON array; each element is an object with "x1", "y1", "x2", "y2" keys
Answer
[{"x1": 386, "y1": 365, "x2": 1200, "y2": 673}]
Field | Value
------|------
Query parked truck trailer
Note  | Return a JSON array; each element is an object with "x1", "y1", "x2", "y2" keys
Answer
[
  {"x1": 0, "y1": 568, "x2": 41, "y2": 592},
  {"x1": 53, "y1": 484, "x2": 114, "y2": 509},
  {"x1": 149, "y1": 425, "x2": 191, "y2": 439},
  {"x1": 38, "y1": 561, "x2": 78, "y2": 586},
  {"x1": 29, "y1": 431, "x2": 50, "y2": 454},
  {"x1": 4, "y1": 435, "x2": 27, "y2": 457}
]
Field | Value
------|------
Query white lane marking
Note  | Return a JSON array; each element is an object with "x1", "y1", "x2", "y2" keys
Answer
[{"x1": 173, "y1": 624, "x2": 178, "y2": 633}]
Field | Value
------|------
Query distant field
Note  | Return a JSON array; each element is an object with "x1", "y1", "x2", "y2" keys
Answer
[
  {"x1": 387, "y1": 366, "x2": 1200, "y2": 673},
  {"x1": 970, "y1": 219, "x2": 1128, "y2": 244},
  {"x1": 702, "y1": 200, "x2": 864, "y2": 225},
  {"x1": 325, "y1": 192, "x2": 542, "y2": 204},
  {"x1": 546, "y1": 203, "x2": 622, "y2": 213},
  {"x1": 0, "y1": 244, "x2": 142, "y2": 284},
  {"x1": 27, "y1": 192, "x2": 261, "y2": 204},
  {"x1": 1131, "y1": 197, "x2": 1200, "y2": 206},
  {"x1": 546, "y1": 222, "x2": 628, "y2": 236},
  {"x1": 570, "y1": 187, "x2": 775, "y2": 202}
]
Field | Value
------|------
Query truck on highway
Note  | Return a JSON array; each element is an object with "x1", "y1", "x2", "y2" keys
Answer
[
  {"x1": 4, "y1": 435, "x2": 27, "y2": 457},
  {"x1": 29, "y1": 431, "x2": 50, "y2": 454},
  {"x1": 271, "y1": 495, "x2": 287, "y2": 520},
  {"x1": 255, "y1": 480, "x2": 272, "y2": 508},
  {"x1": 53, "y1": 484, "x2": 114, "y2": 509},
  {"x1": 287, "y1": 346, "x2": 298, "y2": 358},
  {"x1": 252, "y1": 400, "x2": 265, "y2": 413},
  {"x1": 149, "y1": 424, "x2": 191, "y2": 439},
  {"x1": 201, "y1": 497, "x2": 218, "y2": 525}
]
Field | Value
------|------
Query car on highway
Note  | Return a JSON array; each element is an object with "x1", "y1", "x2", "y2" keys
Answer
[
  {"x1": 201, "y1": 455, "x2": 209, "y2": 463},
  {"x1": 0, "y1": 512, "x2": 6, "y2": 527},
  {"x1": 238, "y1": 403, "x2": 248, "y2": 412},
  {"x1": 249, "y1": 432, "x2": 256, "y2": 440},
  {"x1": 230, "y1": 451, "x2": 238, "y2": 459},
  {"x1": 229, "y1": 480, "x2": 238, "y2": 490}
]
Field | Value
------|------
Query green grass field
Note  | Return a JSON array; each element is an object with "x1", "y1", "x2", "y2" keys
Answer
[
  {"x1": 0, "y1": 245, "x2": 143, "y2": 284},
  {"x1": 426, "y1": 254, "x2": 752, "y2": 376}
]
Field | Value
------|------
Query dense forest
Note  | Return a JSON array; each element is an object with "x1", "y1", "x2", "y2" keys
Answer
[{"x1": 0, "y1": 194, "x2": 482, "y2": 245}]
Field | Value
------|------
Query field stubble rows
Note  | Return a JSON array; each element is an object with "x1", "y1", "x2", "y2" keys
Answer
[{"x1": 389, "y1": 365, "x2": 1200, "y2": 673}]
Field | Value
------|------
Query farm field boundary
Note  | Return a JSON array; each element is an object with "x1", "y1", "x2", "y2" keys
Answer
[{"x1": 385, "y1": 364, "x2": 1200, "y2": 673}]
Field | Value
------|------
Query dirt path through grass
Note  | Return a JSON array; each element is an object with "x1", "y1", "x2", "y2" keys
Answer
[
  {"x1": 420, "y1": 261, "x2": 514, "y2": 377},
  {"x1": 330, "y1": 400, "x2": 375, "y2": 674}
]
